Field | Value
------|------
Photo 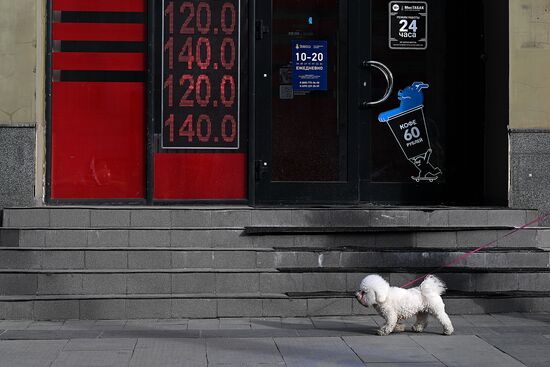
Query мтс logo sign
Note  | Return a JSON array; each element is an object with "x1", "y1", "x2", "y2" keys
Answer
[{"x1": 392, "y1": 4, "x2": 400, "y2": 11}]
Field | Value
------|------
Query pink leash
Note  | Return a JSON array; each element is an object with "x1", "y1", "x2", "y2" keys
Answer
[{"x1": 400, "y1": 213, "x2": 549, "y2": 289}]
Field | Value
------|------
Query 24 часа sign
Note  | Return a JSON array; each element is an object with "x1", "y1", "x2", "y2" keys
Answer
[{"x1": 389, "y1": 1, "x2": 427, "y2": 50}]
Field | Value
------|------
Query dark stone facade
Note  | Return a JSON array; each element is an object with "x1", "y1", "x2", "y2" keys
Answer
[
  {"x1": 509, "y1": 129, "x2": 550, "y2": 225},
  {"x1": 0, "y1": 126, "x2": 35, "y2": 208}
]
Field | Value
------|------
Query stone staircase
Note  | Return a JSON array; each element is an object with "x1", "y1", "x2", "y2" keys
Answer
[{"x1": 0, "y1": 207, "x2": 548, "y2": 320}]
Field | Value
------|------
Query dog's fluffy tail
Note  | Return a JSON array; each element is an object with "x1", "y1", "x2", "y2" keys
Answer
[{"x1": 420, "y1": 275, "x2": 446, "y2": 296}]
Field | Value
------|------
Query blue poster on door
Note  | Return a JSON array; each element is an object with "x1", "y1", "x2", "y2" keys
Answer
[{"x1": 292, "y1": 40, "x2": 328, "y2": 91}]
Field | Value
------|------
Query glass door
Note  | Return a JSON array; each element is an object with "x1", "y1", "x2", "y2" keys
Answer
[
  {"x1": 254, "y1": 0, "x2": 485, "y2": 205},
  {"x1": 254, "y1": 0, "x2": 361, "y2": 204},
  {"x1": 359, "y1": 0, "x2": 485, "y2": 204}
]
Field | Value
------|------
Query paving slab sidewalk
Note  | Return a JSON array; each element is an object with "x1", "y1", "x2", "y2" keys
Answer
[{"x1": 0, "y1": 313, "x2": 548, "y2": 367}]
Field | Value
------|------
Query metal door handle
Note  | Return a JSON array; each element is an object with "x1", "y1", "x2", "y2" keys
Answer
[{"x1": 360, "y1": 60, "x2": 394, "y2": 108}]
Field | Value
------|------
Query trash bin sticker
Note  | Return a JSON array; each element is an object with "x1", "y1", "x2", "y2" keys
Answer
[
  {"x1": 389, "y1": 1, "x2": 428, "y2": 50},
  {"x1": 378, "y1": 82, "x2": 442, "y2": 182},
  {"x1": 292, "y1": 40, "x2": 328, "y2": 91}
]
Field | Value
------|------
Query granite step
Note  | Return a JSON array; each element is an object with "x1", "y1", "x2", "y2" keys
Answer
[
  {"x1": 0, "y1": 247, "x2": 546, "y2": 270},
  {"x1": 0, "y1": 269, "x2": 548, "y2": 295},
  {"x1": 0, "y1": 291, "x2": 548, "y2": 320},
  {"x1": 1, "y1": 227, "x2": 549, "y2": 248},
  {"x1": 2, "y1": 207, "x2": 539, "y2": 228},
  {"x1": 1, "y1": 206, "x2": 547, "y2": 320}
]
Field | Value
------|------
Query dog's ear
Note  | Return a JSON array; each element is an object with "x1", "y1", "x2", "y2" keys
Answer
[
  {"x1": 375, "y1": 289, "x2": 388, "y2": 303},
  {"x1": 364, "y1": 290, "x2": 377, "y2": 305},
  {"x1": 374, "y1": 282, "x2": 390, "y2": 303},
  {"x1": 365, "y1": 288, "x2": 387, "y2": 305},
  {"x1": 360, "y1": 275, "x2": 390, "y2": 305}
]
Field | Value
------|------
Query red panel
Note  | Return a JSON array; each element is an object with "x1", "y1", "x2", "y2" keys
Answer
[
  {"x1": 53, "y1": 0, "x2": 145, "y2": 12},
  {"x1": 154, "y1": 154, "x2": 247, "y2": 200},
  {"x1": 53, "y1": 52, "x2": 145, "y2": 71},
  {"x1": 53, "y1": 23, "x2": 145, "y2": 41},
  {"x1": 51, "y1": 82, "x2": 145, "y2": 199}
]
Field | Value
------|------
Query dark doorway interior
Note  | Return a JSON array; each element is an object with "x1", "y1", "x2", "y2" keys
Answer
[{"x1": 254, "y1": 0, "x2": 509, "y2": 206}]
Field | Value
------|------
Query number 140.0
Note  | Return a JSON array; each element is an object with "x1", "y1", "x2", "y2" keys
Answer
[{"x1": 165, "y1": 113, "x2": 237, "y2": 144}]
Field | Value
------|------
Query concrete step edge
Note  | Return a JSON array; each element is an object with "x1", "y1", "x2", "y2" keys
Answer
[
  {"x1": 4, "y1": 225, "x2": 550, "y2": 233},
  {"x1": 287, "y1": 290, "x2": 550, "y2": 299},
  {"x1": 2, "y1": 227, "x2": 245, "y2": 230},
  {"x1": 0, "y1": 293, "x2": 289, "y2": 301},
  {"x1": 244, "y1": 226, "x2": 520, "y2": 234},
  {"x1": 0, "y1": 249, "x2": 275, "y2": 252},
  {"x1": 3, "y1": 245, "x2": 546, "y2": 250},
  {"x1": 3, "y1": 206, "x2": 536, "y2": 210},
  {"x1": 1, "y1": 266, "x2": 549, "y2": 274},
  {"x1": 1, "y1": 291, "x2": 549, "y2": 302},
  {"x1": 0, "y1": 247, "x2": 275, "y2": 252},
  {"x1": 272, "y1": 246, "x2": 547, "y2": 252},
  {"x1": 0, "y1": 246, "x2": 544, "y2": 252},
  {"x1": 276, "y1": 267, "x2": 550, "y2": 273},
  {"x1": 0, "y1": 268, "x2": 280, "y2": 274},
  {"x1": 6, "y1": 226, "x2": 548, "y2": 231}
]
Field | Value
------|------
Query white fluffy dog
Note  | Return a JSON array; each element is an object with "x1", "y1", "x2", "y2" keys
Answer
[{"x1": 355, "y1": 274, "x2": 454, "y2": 336}]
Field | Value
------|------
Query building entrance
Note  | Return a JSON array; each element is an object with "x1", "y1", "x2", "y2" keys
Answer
[
  {"x1": 254, "y1": 0, "x2": 487, "y2": 205},
  {"x1": 46, "y1": 0, "x2": 505, "y2": 206}
]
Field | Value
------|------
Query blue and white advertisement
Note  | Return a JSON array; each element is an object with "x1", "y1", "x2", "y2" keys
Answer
[
  {"x1": 378, "y1": 82, "x2": 442, "y2": 182},
  {"x1": 292, "y1": 40, "x2": 328, "y2": 91}
]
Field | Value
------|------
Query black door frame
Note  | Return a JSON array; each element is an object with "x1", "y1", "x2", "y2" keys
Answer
[
  {"x1": 252, "y1": 0, "x2": 495, "y2": 206},
  {"x1": 357, "y1": 1, "x2": 453, "y2": 205},
  {"x1": 253, "y1": 0, "x2": 362, "y2": 205}
]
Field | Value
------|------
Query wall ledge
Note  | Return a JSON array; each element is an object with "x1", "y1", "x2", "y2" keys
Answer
[
  {"x1": 0, "y1": 123, "x2": 36, "y2": 128},
  {"x1": 509, "y1": 128, "x2": 550, "y2": 133}
]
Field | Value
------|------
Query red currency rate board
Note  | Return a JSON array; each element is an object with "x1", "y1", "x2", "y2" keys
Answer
[{"x1": 162, "y1": 0, "x2": 240, "y2": 149}]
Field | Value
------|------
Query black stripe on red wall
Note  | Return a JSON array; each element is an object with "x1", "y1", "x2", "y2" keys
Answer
[
  {"x1": 55, "y1": 70, "x2": 146, "y2": 82},
  {"x1": 55, "y1": 40, "x2": 146, "y2": 53},
  {"x1": 58, "y1": 11, "x2": 145, "y2": 24}
]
